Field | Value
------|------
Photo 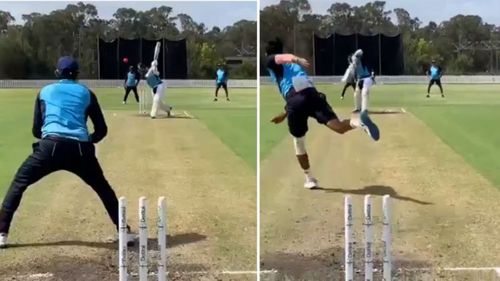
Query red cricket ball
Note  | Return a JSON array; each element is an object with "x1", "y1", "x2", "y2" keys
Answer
[{"x1": 122, "y1": 57, "x2": 129, "y2": 63}]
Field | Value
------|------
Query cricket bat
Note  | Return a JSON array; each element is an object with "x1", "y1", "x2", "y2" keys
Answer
[{"x1": 154, "y1": 41, "x2": 161, "y2": 61}]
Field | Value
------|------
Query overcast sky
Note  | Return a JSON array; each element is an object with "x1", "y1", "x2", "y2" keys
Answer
[
  {"x1": 1, "y1": 1, "x2": 257, "y2": 29},
  {"x1": 261, "y1": 0, "x2": 500, "y2": 26}
]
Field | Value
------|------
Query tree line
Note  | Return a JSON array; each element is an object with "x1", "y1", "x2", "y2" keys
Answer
[
  {"x1": 0, "y1": 2, "x2": 256, "y2": 79},
  {"x1": 261, "y1": 0, "x2": 500, "y2": 75}
]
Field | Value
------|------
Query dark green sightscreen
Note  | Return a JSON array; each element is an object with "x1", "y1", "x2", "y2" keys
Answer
[
  {"x1": 333, "y1": 34, "x2": 356, "y2": 75},
  {"x1": 313, "y1": 33, "x2": 404, "y2": 75},
  {"x1": 164, "y1": 39, "x2": 188, "y2": 79},
  {"x1": 98, "y1": 39, "x2": 119, "y2": 79},
  {"x1": 313, "y1": 34, "x2": 334, "y2": 75},
  {"x1": 118, "y1": 39, "x2": 142, "y2": 78},
  {"x1": 98, "y1": 38, "x2": 187, "y2": 79}
]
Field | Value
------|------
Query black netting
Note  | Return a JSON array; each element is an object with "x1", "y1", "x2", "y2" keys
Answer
[
  {"x1": 381, "y1": 34, "x2": 404, "y2": 75},
  {"x1": 357, "y1": 34, "x2": 380, "y2": 75},
  {"x1": 141, "y1": 39, "x2": 165, "y2": 78},
  {"x1": 312, "y1": 33, "x2": 404, "y2": 75},
  {"x1": 165, "y1": 39, "x2": 187, "y2": 79},
  {"x1": 98, "y1": 39, "x2": 118, "y2": 79},
  {"x1": 98, "y1": 37, "x2": 187, "y2": 79},
  {"x1": 118, "y1": 38, "x2": 141, "y2": 79},
  {"x1": 333, "y1": 34, "x2": 356, "y2": 75},
  {"x1": 313, "y1": 34, "x2": 334, "y2": 75}
]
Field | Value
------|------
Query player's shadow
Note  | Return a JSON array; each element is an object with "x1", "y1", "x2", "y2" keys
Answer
[
  {"x1": 314, "y1": 185, "x2": 433, "y2": 205},
  {"x1": 6, "y1": 232, "x2": 207, "y2": 250}
]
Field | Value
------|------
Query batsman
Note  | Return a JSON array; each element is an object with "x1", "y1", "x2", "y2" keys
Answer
[{"x1": 145, "y1": 41, "x2": 172, "y2": 119}]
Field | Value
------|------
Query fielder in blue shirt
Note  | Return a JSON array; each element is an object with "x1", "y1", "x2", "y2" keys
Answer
[
  {"x1": 0, "y1": 57, "x2": 134, "y2": 248},
  {"x1": 427, "y1": 60, "x2": 444, "y2": 98},
  {"x1": 214, "y1": 64, "x2": 229, "y2": 101}
]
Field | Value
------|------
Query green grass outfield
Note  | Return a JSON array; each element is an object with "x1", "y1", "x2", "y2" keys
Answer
[
  {"x1": 0, "y1": 87, "x2": 256, "y2": 196},
  {"x1": 260, "y1": 83, "x2": 500, "y2": 188}
]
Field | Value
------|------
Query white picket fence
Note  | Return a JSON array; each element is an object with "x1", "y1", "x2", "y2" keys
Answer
[
  {"x1": 260, "y1": 75, "x2": 500, "y2": 84},
  {"x1": 2, "y1": 76, "x2": 500, "y2": 88},
  {"x1": 0, "y1": 79, "x2": 256, "y2": 88}
]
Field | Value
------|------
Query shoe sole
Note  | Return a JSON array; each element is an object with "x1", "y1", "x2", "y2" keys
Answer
[
  {"x1": 360, "y1": 111, "x2": 380, "y2": 141},
  {"x1": 304, "y1": 180, "x2": 319, "y2": 189}
]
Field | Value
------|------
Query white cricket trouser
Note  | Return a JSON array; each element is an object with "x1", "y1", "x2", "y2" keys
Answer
[
  {"x1": 150, "y1": 83, "x2": 171, "y2": 118},
  {"x1": 354, "y1": 77, "x2": 373, "y2": 112}
]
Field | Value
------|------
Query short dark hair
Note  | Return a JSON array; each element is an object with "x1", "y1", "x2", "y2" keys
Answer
[{"x1": 266, "y1": 38, "x2": 283, "y2": 55}]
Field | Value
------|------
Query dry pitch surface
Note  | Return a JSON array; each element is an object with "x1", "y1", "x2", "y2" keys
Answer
[
  {"x1": 0, "y1": 111, "x2": 256, "y2": 281},
  {"x1": 261, "y1": 109, "x2": 500, "y2": 281}
]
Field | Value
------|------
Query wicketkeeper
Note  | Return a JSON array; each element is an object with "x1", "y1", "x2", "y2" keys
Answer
[
  {"x1": 0, "y1": 57, "x2": 134, "y2": 248},
  {"x1": 123, "y1": 65, "x2": 140, "y2": 104}
]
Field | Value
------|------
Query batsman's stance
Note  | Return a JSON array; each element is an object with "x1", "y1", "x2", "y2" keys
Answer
[
  {"x1": 343, "y1": 49, "x2": 375, "y2": 113},
  {"x1": 146, "y1": 42, "x2": 172, "y2": 119},
  {"x1": 265, "y1": 39, "x2": 380, "y2": 189},
  {"x1": 0, "y1": 57, "x2": 134, "y2": 248}
]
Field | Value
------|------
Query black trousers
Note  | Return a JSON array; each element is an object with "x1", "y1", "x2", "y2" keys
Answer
[
  {"x1": 341, "y1": 82, "x2": 356, "y2": 97},
  {"x1": 215, "y1": 82, "x2": 228, "y2": 96},
  {"x1": 285, "y1": 87, "x2": 338, "y2": 138},
  {"x1": 124, "y1": 86, "x2": 139, "y2": 102},
  {"x1": 0, "y1": 138, "x2": 120, "y2": 234},
  {"x1": 428, "y1": 79, "x2": 443, "y2": 93}
]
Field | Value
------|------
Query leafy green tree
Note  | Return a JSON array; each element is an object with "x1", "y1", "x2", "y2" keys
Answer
[
  {"x1": 0, "y1": 39, "x2": 29, "y2": 78},
  {"x1": 0, "y1": 10, "x2": 15, "y2": 32},
  {"x1": 261, "y1": 0, "x2": 500, "y2": 74},
  {"x1": 0, "y1": 2, "x2": 256, "y2": 78}
]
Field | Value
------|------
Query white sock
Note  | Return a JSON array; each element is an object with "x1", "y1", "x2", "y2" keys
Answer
[
  {"x1": 304, "y1": 169, "x2": 314, "y2": 180},
  {"x1": 354, "y1": 88, "x2": 361, "y2": 111},
  {"x1": 361, "y1": 88, "x2": 369, "y2": 112},
  {"x1": 150, "y1": 94, "x2": 160, "y2": 117},
  {"x1": 349, "y1": 115, "x2": 361, "y2": 128}
]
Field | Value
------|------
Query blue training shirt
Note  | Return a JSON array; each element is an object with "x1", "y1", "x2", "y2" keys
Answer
[
  {"x1": 429, "y1": 65, "x2": 441, "y2": 80},
  {"x1": 216, "y1": 68, "x2": 228, "y2": 83},
  {"x1": 146, "y1": 74, "x2": 163, "y2": 89},
  {"x1": 355, "y1": 62, "x2": 371, "y2": 80},
  {"x1": 125, "y1": 71, "x2": 138, "y2": 87},
  {"x1": 33, "y1": 79, "x2": 107, "y2": 143},
  {"x1": 266, "y1": 55, "x2": 309, "y2": 98}
]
